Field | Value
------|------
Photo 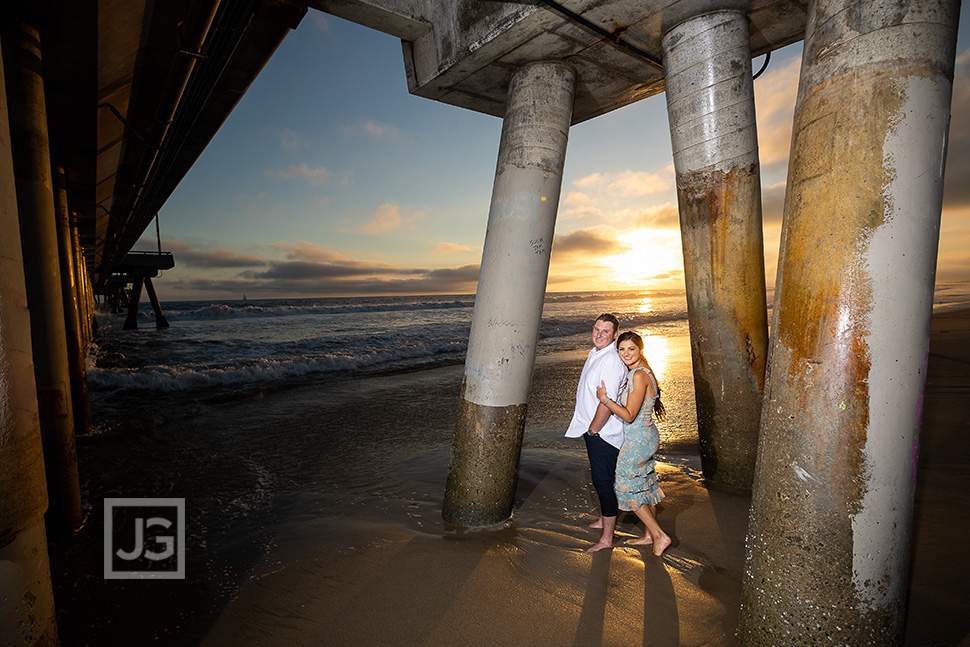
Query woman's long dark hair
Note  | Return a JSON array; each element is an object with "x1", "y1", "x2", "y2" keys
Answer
[{"x1": 617, "y1": 331, "x2": 666, "y2": 422}]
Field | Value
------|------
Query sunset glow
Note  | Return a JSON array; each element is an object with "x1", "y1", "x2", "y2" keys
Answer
[{"x1": 144, "y1": 17, "x2": 969, "y2": 301}]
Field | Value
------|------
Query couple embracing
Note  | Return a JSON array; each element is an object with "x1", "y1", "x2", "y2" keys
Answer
[{"x1": 565, "y1": 313, "x2": 671, "y2": 555}]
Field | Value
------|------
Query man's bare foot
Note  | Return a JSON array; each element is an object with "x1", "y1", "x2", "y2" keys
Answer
[
  {"x1": 586, "y1": 540, "x2": 613, "y2": 553},
  {"x1": 652, "y1": 534, "x2": 671, "y2": 557},
  {"x1": 588, "y1": 519, "x2": 604, "y2": 529},
  {"x1": 624, "y1": 535, "x2": 653, "y2": 546}
]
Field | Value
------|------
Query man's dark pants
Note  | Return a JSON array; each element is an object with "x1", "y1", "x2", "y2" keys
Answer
[{"x1": 584, "y1": 432, "x2": 619, "y2": 517}]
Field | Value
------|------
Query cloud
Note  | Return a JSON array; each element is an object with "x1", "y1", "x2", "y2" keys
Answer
[
  {"x1": 307, "y1": 12, "x2": 330, "y2": 31},
  {"x1": 276, "y1": 163, "x2": 332, "y2": 186},
  {"x1": 635, "y1": 203, "x2": 679, "y2": 228},
  {"x1": 343, "y1": 119, "x2": 399, "y2": 139},
  {"x1": 561, "y1": 191, "x2": 602, "y2": 220},
  {"x1": 280, "y1": 128, "x2": 306, "y2": 152},
  {"x1": 162, "y1": 240, "x2": 266, "y2": 268},
  {"x1": 167, "y1": 261, "x2": 481, "y2": 297},
  {"x1": 761, "y1": 181, "x2": 787, "y2": 226},
  {"x1": 942, "y1": 49, "x2": 970, "y2": 210},
  {"x1": 754, "y1": 54, "x2": 800, "y2": 177},
  {"x1": 361, "y1": 203, "x2": 427, "y2": 234},
  {"x1": 432, "y1": 242, "x2": 473, "y2": 254},
  {"x1": 552, "y1": 226, "x2": 624, "y2": 256},
  {"x1": 574, "y1": 170, "x2": 669, "y2": 197},
  {"x1": 270, "y1": 241, "x2": 348, "y2": 262}
]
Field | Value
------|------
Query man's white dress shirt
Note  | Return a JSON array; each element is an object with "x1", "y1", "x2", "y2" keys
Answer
[{"x1": 565, "y1": 344, "x2": 628, "y2": 449}]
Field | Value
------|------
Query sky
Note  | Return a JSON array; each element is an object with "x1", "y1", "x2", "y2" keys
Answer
[{"x1": 143, "y1": 9, "x2": 970, "y2": 301}]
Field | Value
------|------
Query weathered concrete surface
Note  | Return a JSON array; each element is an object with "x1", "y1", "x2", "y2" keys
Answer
[
  {"x1": 740, "y1": 1, "x2": 960, "y2": 644},
  {"x1": 0, "y1": 32, "x2": 59, "y2": 646},
  {"x1": 662, "y1": 10, "x2": 768, "y2": 490},
  {"x1": 2, "y1": 19, "x2": 81, "y2": 535},
  {"x1": 443, "y1": 61, "x2": 576, "y2": 527},
  {"x1": 392, "y1": 1, "x2": 808, "y2": 123}
]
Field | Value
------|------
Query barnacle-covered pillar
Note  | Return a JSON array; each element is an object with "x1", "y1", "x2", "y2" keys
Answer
[
  {"x1": 740, "y1": 0, "x2": 960, "y2": 644},
  {"x1": 443, "y1": 61, "x2": 576, "y2": 526},
  {"x1": 0, "y1": 31, "x2": 60, "y2": 646},
  {"x1": 661, "y1": 9, "x2": 769, "y2": 489}
]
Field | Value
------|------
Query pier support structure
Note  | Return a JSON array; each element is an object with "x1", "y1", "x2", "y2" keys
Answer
[
  {"x1": 740, "y1": 0, "x2": 960, "y2": 644},
  {"x1": 123, "y1": 274, "x2": 145, "y2": 330},
  {"x1": 144, "y1": 276, "x2": 169, "y2": 329},
  {"x1": 2, "y1": 19, "x2": 82, "y2": 534},
  {"x1": 0, "y1": 32, "x2": 60, "y2": 647},
  {"x1": 661, "y1": 9, "x2": 769, "y2": 489},
  {"x1": 53, "y1": 168, "x2": 93, "y2": 436},
  {"x1": 70, "y1": 217, "x2": 92, "y2": 348},
  {"x1": 443, "y1": 61, "x2": 576, "y2": 526}
]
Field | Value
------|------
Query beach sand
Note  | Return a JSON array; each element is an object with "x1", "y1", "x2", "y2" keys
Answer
[{"x1": 50, "y1": 310, "x2": 970, "y2": 646}]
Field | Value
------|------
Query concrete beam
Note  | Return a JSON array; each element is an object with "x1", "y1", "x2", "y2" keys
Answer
[{"x1": 308, "y1": 0, "x2": 431, "y2": 40}]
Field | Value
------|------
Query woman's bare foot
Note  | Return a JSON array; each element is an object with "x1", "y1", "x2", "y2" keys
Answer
[
  {"x1": 624, "y1": 534, "x2": 653, "y2": 546},
  {"x1": 586, "y1": 539, "x2": 613, "y2": 553},
  {"x1": 588, "y1": 519, "x2": 604, "y2": 529},
  {"x1": 652, "y1": 533, "x2": 671, "y2": 557}
]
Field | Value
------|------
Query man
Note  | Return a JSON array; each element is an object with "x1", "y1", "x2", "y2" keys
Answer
[{"x1": 565, "y1": 313, "x2": 628, "y2": 552}]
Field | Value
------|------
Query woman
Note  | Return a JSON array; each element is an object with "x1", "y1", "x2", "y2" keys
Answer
[{"x1": 596, "y1": 331, "x2": 670, "y2": 556}]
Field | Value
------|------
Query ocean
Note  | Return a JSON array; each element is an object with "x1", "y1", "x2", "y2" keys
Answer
[
  {"x1": 87, "y1": 289, "x2": 693, "y2": 393},
  {"x1": 88, "y1": 283, "x2": 970, "y2": 396}
]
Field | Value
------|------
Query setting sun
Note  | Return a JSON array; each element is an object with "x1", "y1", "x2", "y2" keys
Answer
[{"x1": 606, "y1": 228, "x2": 684, "y2": 288}]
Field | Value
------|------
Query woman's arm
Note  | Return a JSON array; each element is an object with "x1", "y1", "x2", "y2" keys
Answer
[{"x1": 596, "y1": 371, "x2": 650, "y2": 423}]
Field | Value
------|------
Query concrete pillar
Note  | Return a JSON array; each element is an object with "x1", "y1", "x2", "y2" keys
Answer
[
  {"x1": 123, "y1": 275, "x2": 144, "y2": 330},
  {"x1": 144, "y1": 276, "x2": 169, "y2": 329},
  {"x1": 80, "y1": 245, "x2": 96, "y2": 340},
  {"x1": 2, "y1": 20, "x2": 82, "y2": 534},
  {"x1": 661, "y1": 10, "x2": 769, "y2": 489},
  {"x1": 69, "y1": 216, "x2": 90, "y2": 349},
  {"x1": 442, "y1": 61, "x2": 576, "y2": 526},
  {"x1": 739, "y1": 1, "x2": 960, "y2": 644},
  {"x1": 0, "y1": 31, "x2": 60, "y2": 647},
  {"x1": 53, "y1": 169, "x2": 92, "y2": 436}
]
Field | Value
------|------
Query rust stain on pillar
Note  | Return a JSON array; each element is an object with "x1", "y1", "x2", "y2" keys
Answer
[
  {"x1": 740, "y1": 0, "x2": 960, "y2": 644},
  {"x1": 663, "y1": 10, "x2": 769, "y2": 490},
  {"x1": 678, "y1": 162, "x2": 768, "y2": 489}
]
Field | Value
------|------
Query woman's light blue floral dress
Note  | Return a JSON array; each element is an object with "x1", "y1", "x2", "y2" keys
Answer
[{"x1": 614, "y1": 367, "x2": 664, "y2": 510}]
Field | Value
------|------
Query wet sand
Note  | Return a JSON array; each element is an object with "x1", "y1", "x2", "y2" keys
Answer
[{"x1": 50, "y1": 310, "x2": 970, "y2": 646}]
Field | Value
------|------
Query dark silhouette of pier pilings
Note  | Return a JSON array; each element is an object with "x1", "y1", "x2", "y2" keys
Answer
[
  {"x1": 661, "y1": 9, "x2": 769, "y2": 490},
  {"x1": 144, "y1": 275, "x2": 169, "y2": 329},
  {"x1": 739, "y1": 0, "x2": 961, "y2": 644},
  {"x1": 123, "y1": 274, "x2": 144, "y2": 330},
  {"x1": 53, "y1": 167, "x2": 93, "y2": 437},
  {"x1": 0, "y1": 30, "x2": 60, "y2": 647},
  {"x1": 443, "y1": 61, "x2": 577, "y2": 527},
  {"x1": 2, "y1": 19, "x2": 82, "y2": 535},
  {"x1": 70, "y1": 215, "x2": 94, "y2": 348}
]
